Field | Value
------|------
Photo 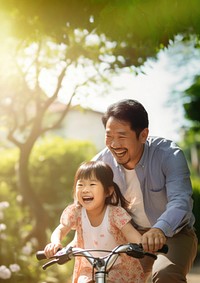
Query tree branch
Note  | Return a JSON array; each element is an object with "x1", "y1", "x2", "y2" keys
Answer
[{"x1": 41, "y1": 74, "x2": 97, "y2": 134}]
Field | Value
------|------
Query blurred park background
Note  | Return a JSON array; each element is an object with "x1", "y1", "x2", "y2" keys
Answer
[{"x1": 0, "y1": 1, "x2": 200, "y2": 282}]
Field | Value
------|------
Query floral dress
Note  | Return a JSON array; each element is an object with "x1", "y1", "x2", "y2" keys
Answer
[{"x1": 60, "y1": 204, "x2": 144, "y2": 283}]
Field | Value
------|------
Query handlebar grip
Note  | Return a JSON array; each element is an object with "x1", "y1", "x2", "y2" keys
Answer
[
  {"x1": 36, "y1": 251, "x2": 47, "y2": 260},
  {"x1": 157, "y1": 244, "x2": 168, "y2": 254}
]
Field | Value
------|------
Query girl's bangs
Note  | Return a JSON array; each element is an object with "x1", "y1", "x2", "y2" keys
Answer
[{"x1": 77, "y1": 167, "x2": 97, "y2": 180}]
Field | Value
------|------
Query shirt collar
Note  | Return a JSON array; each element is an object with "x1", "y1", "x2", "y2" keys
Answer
[{"x1": 137, "y1": 141, "x2": 149, "y2": 168}]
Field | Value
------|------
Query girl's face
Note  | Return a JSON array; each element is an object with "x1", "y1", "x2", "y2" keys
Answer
[{"x1": 76, "y1": 175, "x2": 109, "y2": 212}]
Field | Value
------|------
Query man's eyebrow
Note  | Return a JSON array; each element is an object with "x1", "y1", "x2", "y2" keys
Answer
[{"x1": 106, "y1": 130, "x2": 127, "y2": 135}]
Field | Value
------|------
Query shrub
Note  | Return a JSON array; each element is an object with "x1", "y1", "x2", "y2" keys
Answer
[
  {"x1": 192, "y1": 177, "x2": 200, "y2": 246},
  {"x1": 29, "y1": 136, "x2": 97, "y2": 228}
]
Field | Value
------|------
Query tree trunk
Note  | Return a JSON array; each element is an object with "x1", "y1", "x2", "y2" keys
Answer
[{"x1": 18, "y1": 145, "x2": 48, "y2": 249}]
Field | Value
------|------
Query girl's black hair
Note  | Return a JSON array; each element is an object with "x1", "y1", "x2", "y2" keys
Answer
[{"x1": 73, "y1": 160, "x2": 129, "y2": 211}]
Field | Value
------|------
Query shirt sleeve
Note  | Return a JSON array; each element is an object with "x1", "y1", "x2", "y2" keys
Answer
[
  {"x1": 153, "y1": 148, "x2": 194, "y2": 237},
  {"x1": 110, "y1": 206, "x2": 132, "y2": 230},
  {"x1": 60, "y1": 203, "x2": 79, "y2": 230}
]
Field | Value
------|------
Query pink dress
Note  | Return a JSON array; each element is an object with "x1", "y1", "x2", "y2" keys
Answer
[{"x1": 60, "y1": 204, "x2": 144, "y2": 283}]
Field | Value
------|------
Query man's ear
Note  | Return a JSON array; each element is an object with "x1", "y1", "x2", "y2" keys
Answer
[{"x1": 140, "y1": 128, "x2": 149, "y2": 143}]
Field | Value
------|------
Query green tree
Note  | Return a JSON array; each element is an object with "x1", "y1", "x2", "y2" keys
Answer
[
  {"x1": 1, "y1": 0, "x2": 200, "y2": 67},
  {"x1": 0, "y1": 35, "x2": 109, "y2": 246},
  {"x1": 181, "y1": 75, "x2": 200, "y2": 174},
  {"x1": 183, "y1": 75, "x2": 200, "y2": 128}
]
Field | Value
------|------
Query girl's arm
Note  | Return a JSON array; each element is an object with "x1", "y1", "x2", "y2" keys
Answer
[
  {"x1": 121, "y1": 222, "x2": 142, "y2": 244},
  {"x1": 111, "y1": 206, "x2": 142, "y2": 244},
  {"x1": 44, "y1": 224, "x2": 70, "y2": 258}
]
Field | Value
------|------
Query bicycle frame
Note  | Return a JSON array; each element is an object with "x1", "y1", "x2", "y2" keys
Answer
[{"x1": 36, "y1": 243, "x2": 168, "y2": 283}]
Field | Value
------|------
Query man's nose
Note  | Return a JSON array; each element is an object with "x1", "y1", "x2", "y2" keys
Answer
[{"x1": 110, "y1": 139, "x2": 120, "y2": 148}]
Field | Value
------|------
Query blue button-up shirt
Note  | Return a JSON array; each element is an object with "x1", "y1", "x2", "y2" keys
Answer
[{"x1": 93, "y1": 136, "x2": 195, "y2": 237}]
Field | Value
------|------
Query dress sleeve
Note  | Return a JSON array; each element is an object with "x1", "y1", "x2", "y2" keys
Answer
[
  {"x1": 60, "y1": 203, "x2": 80, "y2": 230},
  {"x1": 111, "y1": 206, "x2": 132, "y2": 230}
]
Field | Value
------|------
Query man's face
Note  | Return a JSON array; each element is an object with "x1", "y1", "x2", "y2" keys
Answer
[{"x1": 105, "y1": 117, "x2": 148, "y2": 169}]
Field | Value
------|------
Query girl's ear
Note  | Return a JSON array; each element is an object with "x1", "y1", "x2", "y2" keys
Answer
[
  {"x1": 108, "y1": 186, "x2": 114, "y2": 196},
  {"x1": 107, "y1": 186, "x2": 117, "y2": 204}
]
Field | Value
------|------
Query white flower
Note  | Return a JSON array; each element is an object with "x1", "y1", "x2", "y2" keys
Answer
[
  {"x1": 9, "y1": 264, "x2": 20, "y2": 273},
  {"x1": 22, "y1": 244, "x2": 32, "y2": 255},
  {"x1": 0, "y1": 265, "x2": 12, "y2": 279},
  {"x1": 0, "y1": 223, "x2": 6, "y2": 232},
  {"x1": 30, "y1": 237, "x2": 38, "y2": 247},
  {"x1": 0, "y1": 202, "x2": 9, "y2": 211},
  {"x1": 16, "y1": 195, "x2": 23, "y2": 203}
]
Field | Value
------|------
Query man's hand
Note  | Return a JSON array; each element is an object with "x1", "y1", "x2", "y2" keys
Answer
[{"x1": 141, "y1": 228, "x2": 166, "y2": 252}]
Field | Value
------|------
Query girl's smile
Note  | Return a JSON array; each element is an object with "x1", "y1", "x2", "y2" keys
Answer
[{"x1": 82, "y1": 196, "x2": 94, "y2": 203}]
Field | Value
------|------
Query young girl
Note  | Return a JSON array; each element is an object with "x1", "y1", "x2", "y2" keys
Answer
[{"x1": 44, "y1": 161, "x2": 144, "y2": 283}]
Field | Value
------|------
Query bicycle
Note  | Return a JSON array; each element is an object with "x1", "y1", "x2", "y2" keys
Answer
[{"x1": 36, "y1": 243, "x2": 168, "y2": 283}]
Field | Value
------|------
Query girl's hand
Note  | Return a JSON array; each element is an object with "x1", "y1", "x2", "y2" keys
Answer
[{"x1": 44, "y1": 242, "x2": 63, "y2": 258}]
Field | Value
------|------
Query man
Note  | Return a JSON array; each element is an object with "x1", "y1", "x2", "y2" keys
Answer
[{"x1": 93, "y1": 99, "x2": 197, "y2": 282}]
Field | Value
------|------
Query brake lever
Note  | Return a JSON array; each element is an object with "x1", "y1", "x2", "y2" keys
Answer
[
  {"x1": 126, "y1": 243, "x2": 146, "y2": 258},
  {"x1": 42, "y1": 259, "x2": 60, "y2": 270},
  {"x1": 126, "y1": 243, "x2": 163, "y2": 260},
  {"x1": 42, "y1": 253, "x2": 73, "y2": 270}
]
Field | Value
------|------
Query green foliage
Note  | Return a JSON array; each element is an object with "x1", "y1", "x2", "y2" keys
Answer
[
  {"x1": 192, "y1": 177, "x2": 200, "y2": 244},
  {"x1": 30, "y1": 136, "x2": 97, "y2": 228},
  {"x1": 183, "y1": 75, "x2": 200, "y2": 129},
  {"x1": 0, "y1": 148, "x2": 18, "y2": 179},
  {"x1": 0, "y1": 136, "x2": 97, "y2": 282},
  {"x1": 0, "y1": 180, "x2": 44, "y2": 282},
  {"x1": 0, "y1": 185, "x2": 73, "y2": 283},
  {"x1": 178, "y1": 131, "x2": 200, "y2": 176},
  {"x1": 1, "y1": 0, "x2": 200, "y2": 67}
]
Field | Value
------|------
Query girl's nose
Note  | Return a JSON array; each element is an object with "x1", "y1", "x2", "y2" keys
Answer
[{"x1": 82, "y1": 186, "x2": 89, "y2": 192}]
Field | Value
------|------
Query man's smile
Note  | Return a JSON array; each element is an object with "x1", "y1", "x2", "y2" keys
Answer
[{"x1": 112, "y1": 148, "x2": 127, "y2": 158}]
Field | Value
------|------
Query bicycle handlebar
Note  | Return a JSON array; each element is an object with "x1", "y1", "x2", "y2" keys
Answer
[{"x1": 36, "y1": 243, "x2": 168, "y2": 271}]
